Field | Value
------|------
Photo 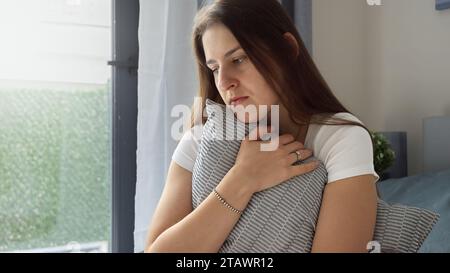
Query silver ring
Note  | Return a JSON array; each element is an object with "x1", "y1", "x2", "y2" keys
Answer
[{"x1": 295, "y1": 150, "x2": 301, "y2": 161}]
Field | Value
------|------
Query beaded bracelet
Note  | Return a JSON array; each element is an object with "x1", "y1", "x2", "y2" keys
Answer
[{"x1": 213, "y1": 188, "x2": 243, "y2": 215}]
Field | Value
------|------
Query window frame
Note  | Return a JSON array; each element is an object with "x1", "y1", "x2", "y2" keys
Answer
[{"x1": 110, "y1": 0, "x2": 139, "y2": 253}]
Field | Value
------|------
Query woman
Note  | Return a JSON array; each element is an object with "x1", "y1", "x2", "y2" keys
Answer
[{"x1": 145, "y1": 0, "x2": 379, "y2": 253}]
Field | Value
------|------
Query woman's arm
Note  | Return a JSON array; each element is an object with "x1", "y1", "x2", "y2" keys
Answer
[
  {"x1": 311, "y1": 174, "x2": 378, "y2": 253},
  {"x1": 145, "y1": 161, "x2": 253, "y2": 253}
]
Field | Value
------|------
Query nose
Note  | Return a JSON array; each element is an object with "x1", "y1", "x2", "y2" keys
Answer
[{"x1": 217, "y1": 67, "x2": 238, "y2": 92}]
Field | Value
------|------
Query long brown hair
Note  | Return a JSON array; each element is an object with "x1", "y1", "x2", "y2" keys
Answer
[{"x1": 191, "y1": 0, "x2": 374, "y2": 147}]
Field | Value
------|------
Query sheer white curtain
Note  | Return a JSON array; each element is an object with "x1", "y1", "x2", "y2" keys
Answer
[{"x1": 135, "y1": 0, "x2": 198, "y2": 252}]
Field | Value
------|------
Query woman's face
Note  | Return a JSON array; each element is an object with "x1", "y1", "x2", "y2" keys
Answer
[{"x1": 202, "y1": 23, "x2": 280, "y2": 123}]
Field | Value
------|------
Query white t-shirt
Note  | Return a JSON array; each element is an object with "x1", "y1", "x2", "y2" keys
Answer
[{"x1": 172, "y1": 112, "x2": 380, "y2": 184}]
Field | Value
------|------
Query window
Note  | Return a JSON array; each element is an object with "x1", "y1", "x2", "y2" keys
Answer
[{"x1": 0, "y1": 0, "x2": 112, "y2": 253}]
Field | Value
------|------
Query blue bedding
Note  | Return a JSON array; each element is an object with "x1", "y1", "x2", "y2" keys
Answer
[{"x1": 377, "y1": 168, "x2": 450, "y2": 252}]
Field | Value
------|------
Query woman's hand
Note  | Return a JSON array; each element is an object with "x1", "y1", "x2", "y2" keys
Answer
[{"x1": 230, "y1": 125, "x2": 319, "y2": 194}]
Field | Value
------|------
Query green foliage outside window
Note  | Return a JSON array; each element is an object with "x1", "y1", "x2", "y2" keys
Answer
[{"x1": 0, "y1": 87, "x2": 111, "y2": 252}]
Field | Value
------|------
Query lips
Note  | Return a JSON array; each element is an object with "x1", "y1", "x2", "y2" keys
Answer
[{"x1": 230, "y1": 96, "x2": 249, "y2": 105}]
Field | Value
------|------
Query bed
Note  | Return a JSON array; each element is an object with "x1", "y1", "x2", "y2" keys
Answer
[
  {"x1": 376, "y1": 116, "x2": 450, "y2": 252},
  {"x1": 377, "y1": 168, "x2": 450, "y2": 252}
]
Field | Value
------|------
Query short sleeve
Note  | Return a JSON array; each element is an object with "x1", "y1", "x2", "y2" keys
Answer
[
  {"x1": 171, "y1": 125, "x2": 202, "y2": 172},
  {"x1": 324, "y1": 125, "x2": 380, "y2": 184}
]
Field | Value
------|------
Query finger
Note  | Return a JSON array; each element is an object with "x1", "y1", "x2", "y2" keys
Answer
[
  {"x1": 283, "y1": 141, "x2": 307, "y2": 154},
  {"x1": 289, "y1": 160, "x2": 320, "y2": 177},
  {"x1": 277, "y1": 134, "x2": 301, "y2": 146},
  {"x1": 247, "y1": 125, "x2": 271, "y2": 141},
  {"x1": 289, "y1": 152, "x2": 299, "y2": 165},
  {"x1": 289, "y1": 149, "x2": 313, "y2": 164}
]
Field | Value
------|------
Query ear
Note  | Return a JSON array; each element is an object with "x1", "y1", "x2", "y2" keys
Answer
[{"x1": 283, "y1": 32, "x2": 300, "y2": 58}]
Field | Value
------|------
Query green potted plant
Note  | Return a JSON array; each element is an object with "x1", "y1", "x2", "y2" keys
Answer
[{"x1": 370, "y1": 132, "x2": 396, "y2": 180}]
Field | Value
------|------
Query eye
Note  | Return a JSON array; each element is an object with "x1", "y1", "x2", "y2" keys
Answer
[
  {"x1": 209, "y1": 56, "x2": 247, "y2": 75},
  {"x1": 233, "y1": 56, "x2": 247, "y2": 64}
]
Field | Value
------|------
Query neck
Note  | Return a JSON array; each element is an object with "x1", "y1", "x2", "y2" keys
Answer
[{"x1": 278, "y1": 104, "x2": 310, "y2": 143}]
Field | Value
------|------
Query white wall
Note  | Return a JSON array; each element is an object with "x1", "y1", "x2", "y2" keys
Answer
[{"x1": 313, "y1": 0, "x2": 450, "y2": 175}]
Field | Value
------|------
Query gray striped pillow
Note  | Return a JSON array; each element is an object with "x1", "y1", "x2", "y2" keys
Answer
[{"x1": 191, "y1": 99, "x2": 439, "y2": 253}]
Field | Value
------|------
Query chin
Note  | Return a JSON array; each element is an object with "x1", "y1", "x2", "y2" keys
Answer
[
  {"x1": 234, "y1": 111, "x2": 269, "y2": 124},
  {"x1": 230, "y1": 102, "x2": 272, "y2": 124}
]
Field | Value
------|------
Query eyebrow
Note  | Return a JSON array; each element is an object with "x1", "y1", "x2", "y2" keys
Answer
[{"x1": 206, "y1": 46, "x2": 242, "y2": 65}]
